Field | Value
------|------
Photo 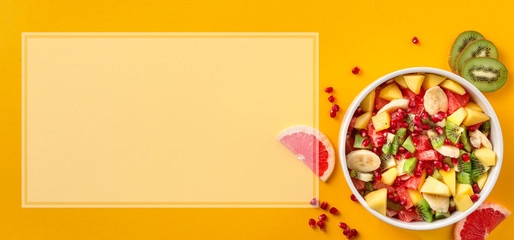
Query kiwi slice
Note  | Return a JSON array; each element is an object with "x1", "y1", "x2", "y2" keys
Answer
[
  {"x1": 479, "y1": 120, "x2": 491, "y2": 137},
  {"x1": 431, "y1": 169, "x2": 443, "y2": 181},
  {"x1": 460, "y1": 126, "x2": 473, "y2": 152},
  {"x1": 350, "y1": 170, "x2": 374, "y2": 182},
  {"x1": 382, "y1": 133, "x2": 396, "y2": 154},
  {"x1": 446, "y1": 121, "x2": 464, "y2": 144},
  {"x1": 365, "y1": 181, "x2": 375, "y2": 192},
  {"x1": 406, "y1": 114, "x2": 416, "y2": 132},
  {"x1": 402, "y1": 157, "x2": 418, "y2": 176},
  {"x1": 449, "y1": 31, "x2": 485, "y2": 72},
  {"x1": 456, "y1": 39, "x2": 499, "y2": 75},
  {"x1": 354, "y1": 134, "x2": 372, "y2": 149},
  {"x1": 457, "y1": 172, "x2": 473, "y2": 184},
  {"x1": 470, "y1": 153, "x2": 488, "y2": 182},
  {"x1": 462, "y1": 57, "x2": 508, "y2": 92},
  {"x1": 391, "y1": 128, "x2": 407, "y2": 155},
  {"x1": 416, "y1": 199, "x2": 434, "y2": 223},
  {"x1": 435, "y1": 211, "x2": 451, "y2": 220},
  {"x1": 455, "y1": 150, "x2": 472, "y2": 173},
  {"x1": 402, "y1": 136, "x2": 416, "y2": 153},
  {"x1": 427, "y1": 129, "x2": 446, "y2": 149},
  {"x1": 380, "y1": 153, "x2": 396, "y2": 170}
]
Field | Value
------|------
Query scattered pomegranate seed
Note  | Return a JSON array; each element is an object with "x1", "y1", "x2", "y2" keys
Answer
[
  {"x1": 355, "y1": 107, "x2": 362, "y2": 115},
  {"x1": 310, "y1": 198, "x2": 318, "y2": 206},
  {"x1": 387, "y1": 193, "x2": 394, "y2": 200},
  {"x1": 398, "y1": 146, "x2": 406, "y2": 154},
  {"x1": 412, "y1": 136, "x2": 419, "y2": 145},
  {"x1": 435, "y1": 126, "x2": 444, "y2": 135},
  {"x1": 324, "y1": 87, "x2": 333, "y2": 93},
  {"x1": 318, "y1": 214, "x2": 327, "y2": 221},
  {"x1": 393, "y1": 195, "x2": 400, "y2": 203},
  {"x1": 375, "y1": 172, "x2": 382, "y2": 181},
  {"x1": 373, "y1": 147, "x2": 380, "y2": 155},
  {"x1": 362, "y1": 139, "x2": 371, "y2": 147},
  {"x1": 434, "y1": 160, "x2": 442, "y2": 169},
  {"x1": 400, "y1": 197, "x2": 407, "y2": 207},
  {"x1": 338, "y1": 222, "x2": 348, "y2": 229},
  {"x1": 456, "y1": 143, "x2": 464, "y2": 149},
  {"x1": 444, "y1": 138, "x2": 452, "y2": 145},
  {"x1": 427, "y1": 168, "x2": 434, "y2": 176},
  {"x1": 400, "y1": 122, "x2": 409, "y2": 128},
  {"x1": 330, "y1": 207, "x2": 339, "y2": 215},
  {"x1": 415, "y1": 95, "x2": 424, "y2": 102},
  {"x1": 332, "y1": 104, "x2": 340, "y2": 112},
  {"x1": 421, "y1": 124, "x2": 430, "y2": 130},
  {"x1": 451, "y1": 158, "x2": 458, "y2": 165},
  {"x1": 330, "y1": 109, "x2": 337, "y2": 118},
  {"x1": 350, "y1": 194, "x2": 358, "y2": 202},
  {"x1": 473, "y1": 184, "x2": 481, "y2": 193},
  {"x1": 468, "y1": 126, "x2": 477, "y2": 132},
  {"x1": 421, "y1": 112, "x2": 428, "y2": 120},
  {"x1": 360, "y1": 129, "x2": 367, "y2": 138},
  {"x1": 471, "y1": 194, "x2": 479, "y2": 202},
  {"x1": 403, "y1": 151, "x2": 412, "y2": 159},
  {"x1": 352, "y1": 66, "x2": 360, "y2": 74},
  {"x1": 343, "y1": 228, "x2": 351, "y2": 236},
  {"x1": 412, "y1": 37, "x2": 419, "y2": 44},
  {"x1": 317, "y1": 220, "x2": 325, "y2": 230},
  {"x1": 462, "y1": 153, "x2": 470, "y2": 162},
  {"x1": 328, "y1": 95, "x2": 335, "y2": 103},
  {"x1": 409, "y1": 99, "x2": 416, "y2": 108},
  {"x1": 349, "y1": 229, "x2": 358, "y2": 238},
  {"x1": 439, "y1": 111, "x2": 447, "y2": 118},
  {"x1": 309, "y1": 218, "x2": 316, "y2": 228},
  {"x1": 443, "y1": 163, "x2": 451, "y2": 172},
  {"x1": 320, "y1": 201, "x2": 328, "y2": 210},
  {"x1": 414, "y1": 169, "x2": 422, "y2": 177}
]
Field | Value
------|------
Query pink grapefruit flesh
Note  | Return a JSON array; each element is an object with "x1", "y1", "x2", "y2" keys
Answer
[
  {"x1": 276, "y1": 125, "x2": 335, "y2": 182},
  {"x1": 454, "y1": 202, "x2": 511, "y2": 240}
]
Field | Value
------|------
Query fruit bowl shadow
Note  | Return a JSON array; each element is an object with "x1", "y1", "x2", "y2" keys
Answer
[{"x1": 338, "y1": 67, "x2": 503, "y2": 230}]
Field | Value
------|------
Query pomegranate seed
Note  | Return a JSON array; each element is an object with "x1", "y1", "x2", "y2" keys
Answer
[
  {"x1": 390, "y1": 128, "x2": 396, "y2": 134},
  {"x1": 390, "y1": 121, "x2": 397, "y2": 128},
  {"x1": 329, "y1": 207, "x2": 339, "y2": 215},
  {"x1": 471, "y1": 194, "x2": 479, "y2": 202},
  {"x1": 317, "y1": 220, "x2": 325, "y2": 229},
  {"x1": 343, "y1": 228, "x2": 351, "y2": 235},
  {"x1": 332, "y1": 104, "x2": 340, "y2": 112},
  {"x1": 439, "y1": 111, "x2": 447, "y2": 118},
  {"x1": 411, "y1": 132, "x2": 420, "y2": 137},
  {"x1": 439, "y1": 154, "x2": 445, "y2": 161},
  {"x1": 310, "y1": 198, "x2": 318, "y2": 206},
  {"x1": 394, "y1": 178, "x2": 402, "y2": 187},
  {"x1": 421, "y1": 124, "x2": 430, "y2": 130},
  {"x1": 434, "y1": 126, "x2": 443, "y2": 135},
  {"x1": 383, "y1": 132, "x2": 388, "y2": 137},
  {"x1": 414, "y1": 126, "x2": 422, "y2": 132},
  {"x1": 309, "y1": 218, "x2": 316, "y2": 228},
  {"x1": 414, "y1": 169, "x2": 422, "y2": 177},
  {"x1": 462, "y1": 153, "x2": 470, "y2": 162},
  {"x1": 403, "y1": 151, "x2": 412, "y2": 159},
  {"x1": 473, "y1": 184, "x2": 481, "y2": 193},
  {"x1": 330, "y1": 109, "x2": 336, "y2": 118},
  {"x1": 398, "y1": 108, "x2": 405, "y2": 114},
  {"x1": 352, "y1": 66, "x2": 360, "y2": 74},
  {"x1": 328, "y1": 95, "x2": 335, "y2": 103},
  {"x1": 468, "y1": 126, "x2": 477, "y2": 132},
  {"x1": 415, "y1": 95, "x2": 424, "y2": 102},
  {"x1": 444, "y1": 138, "x2": 452, "y2": 145},
  {"x1": 400, "y1": 122, "x2": 409, "y2": 128},
  {"x1": 350, "y1": 194, "x2": 358, "y2": 202},
  {"x1": 387, "y1": 193, "x2": 394, "y2": 200},
  {"x1": 350, "y1": 229, "x2": 358, "y2": 238},
  {"x1": 320, "y1": 201, "x2": 328, "y2": 210},
  {"x1": 421, "y1": 112, "x2": 428, "y2": 120},
  {"x1": 318, "y1": 214, "x2": 327, "y2": 221},
  {"x1": 413, "y1": 136, "x2": 419, "y2": 145},
  {"x1": 443, "y1": 163, "x2": 451, "y2": 172},
  {"x1": 414, "y1": 116, "x2": 421, "y2": 122},
  {"x1": 412, "y1": 37, "x2": 419, "y2": 44},
  {"x1": 394, "y1": 153, "x2": 401, "y2": 160},
  {"x1": 373, "y1": 147, "x2": 380, "y2": 155},
  {"x1": 355, "y1": 107, "x2": 362, "y2": 115},
  {"x1": 457, "y1": 143, "x2": 464, "y2": 149},
  {"x1": 409, "y1": 99, "x2": 416, "y2": 108},
  {"x1": 434, "y1": 160, "x2": 442, "y2": 169},
  {"x1": 324, "y1": 87, "x2": 333, "y2": 93},
  {"x1": 427, "y1": 168, "x2": 434, "y2": 176},
  {"x1": 376, "y1": 137, "x2": 386, "y2": 144},
  {"x1": 338, "y1": 222, "x2": 348, "y2": 229},
  {"x1": 360, "y1": 129, "x2": 367, "y2": 138},
  {"x1": 375, "y1": 172, "x2": 382, "y2": 181},
  {"x1": 451, "y1": 158, "x2": 458, "y2": 165},
  {"x1": 362, "y1": 139, "x2": 371, "y2": 147},
  {"x1": 398, "y1": 146, "x2": 406, "y2": 153},
  {"x1": 393, "y1": 195, "x2": 400, "y2": 203},
  {"x1": 431, "y1": 114, "x2": 442, "y2": 122},
  {"x1": 400, "y1": 197, "x2": 407, "y2": 207}
]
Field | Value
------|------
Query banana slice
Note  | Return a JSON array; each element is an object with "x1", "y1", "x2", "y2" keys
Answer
[
  {"x1": 423, "y1": 193, "x2": 449, "y2": 212},
  {"x1": 423, "y1": 86, "x2": 449, "y2": 115},
  {"x1": 377, "y1": 99, "x2": 409, "y2": 115},
  {"x1": 435, "y1": 145, "x2": 460, "y2": 158},
  {"x1": 469, "y1": 130, "x2": 492, "y2": 150},
  {"x1": 346, "y1": 150, "x2": 381, "y2": 172}
]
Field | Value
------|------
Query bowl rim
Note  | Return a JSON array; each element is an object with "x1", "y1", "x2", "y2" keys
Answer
[{"x1": 338, "y1": 67, "x2": 504, "y2": 230}]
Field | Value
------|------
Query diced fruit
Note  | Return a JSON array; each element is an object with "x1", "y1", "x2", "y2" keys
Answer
[
  {"x1": 396, "y1": 186, "x2": 414, "y2": 209},
  {"x1": 399, "y1": 208, "x2": 421, "y2": 222},
  {"x1": 423, "y1": 193, "x2": 449, "y2": 212},
  {"x1": 454, "y1": 194, "x2": 473, "y2": 212},
  {"x1": 431, "y1": 169, "x2": 443, "y2": 180},
  {"x1": 416, "y1": 198, "x2": 434, "y2": 222},
  {"x1": 395, "y1": 158, "x2": 406, "y2": 176},
  {"x1": 360, "y1": 91, "x2": 376, "y2": 112},
  {"x1": 456, "y1": 183, "x2": 473, "y2": 196},
  {"x1": 407, "y1": 189, "x2": 423, "y2": 206},
  {"x1": 365, "y1": 188, "x2": 388, "y2": 216},
  {"x1": 424, "y1": 86, "x2": 449, "y2": 115},
  {"x1": 387, "y1": 199, "x2": 404, "y2": 211},
  {"x1": 379, "y1": 83, "x2": 403, "y2": 101},
  {"x1": 404, "y1": 74, "x2": 425, "y2": 94},
  {"x1": 470, "y1": 153, "x2": 488, "y2": 182},
  {"x1": 422, "y1": 74, "x2": 446, "y2": 90},
  {"x1": 420, "y1": 176, "x2": 451, "y2": 197},
  {"x1": 404, "y1": 175, "x2": 421, "y2": 189},
  {"x1": 346, "y1": 150, "x2": 381, "y2": 172},
  {"x1": 440, "y1": 168, "x2": 456, "y2": 196},
  {"x1": 460, "y1": 127, "x2": 472, "y2": 152},
  {"x1": 352, "y1": 177, "x2": 366, "y2": 190},
  {"x1": 466, "y1": 102, "x2": 483, "y2": 112},
  {"x1": 446, "y1": 121, "x2": 464, "y2": 144},
  {"x1": 457, "y1": 172, "x2": 473, "y2": 185},
  {"x1": 351, "y1": 170, "x2": 374, "y2": 182},
  {"x1": 391, "y1": 128, "x2": 407, "y2": 155},
  {"x1": 394, "y1": 76, "x2": 408, "y2": 88},
  {"x1": 403, "y1": 157, "x2": 418, "y2": 176},
  {"x1": 415, "y1": 150, "x2": 439, "y2": 161},
  {"x1": 354, "y1": 112, "x2": 372, "y2": 130},
  {"x1": 380, "y1": 153, "x2": 396, "y2": 170},
  {"x1": 415, "y1": 135, "x2": 433, "y2": 152},
  {"x1": 365, "y1": 181, "x2": 375, "y2": 191},
  {"x1": 455, "y1": 153, "x2": 472, "y2": 173},
  {"x1": 463, "y1": 107, "x2": 490, "y2": 126},
  {"x1": 440, "y1": 80, "x2": 466, "y2": 95},
  {"x1": 473, "y1": 148, "x2": 496, "y2": 166},
  {"x1": 381, "y1": 167, "x2": 398, "y2": 185},
  {"x1": 382, "y1": 133, "x2": 396, "y2": 154},
  {"x1": 479, "y1": 120, "x2": 491, "y2": 137},
  {"x1": 377, "y1": 99, "x2": 409, "y2": 114},
  {"x1": 477, "y1": 171, "x2": 488, "y2": 190},
  {"x1": 448, "y1": 107, "x2": 468, "y2": 126},
  {"x1": 427, "y1": 129, "x2": 445, "y2": 149},
  {"x1": 402, "y1": 136, "x2": 416, "y2": 153},
  {"x1": 354, "y1": 134, "x2": 372, "y2": 149},
  {"x1": 445, "y1": 89, "x2": 470, "y2": 115},
  {"x1": 469, "y1": 130, "x2": 492, "y2": 150},
  {"x1": 373, "y1": 181, "x2": 396, "y2": 193},
  {"x1": 372, "y1": 112, "x2": 391, "y2": 131},
  {"x1": 435, "y1": 211, "x2": 451, "y2": 219},
  {"x1": 418, "y1": 170, "x2": 427, "y2": 190}
]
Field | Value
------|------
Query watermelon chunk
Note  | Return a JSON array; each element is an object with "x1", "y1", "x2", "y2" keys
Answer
[
  {"x1": 403, "y1": 176, "x2": 422, "y2": 190},
  {"x1": 398, "y1": 208, "x2": 420, "y2": 222},
  {"x1": 351, "y1": 177, "x2": 366, "y2": 190},
  {"x1": 415, "y1": 149, "x2": 439, "y2": 161},
  {"x1": 407, "y1": 101, "x2": 425, "y2": 116},
  {"x1": 402, "y1": 88, "x2": 425, "y2": 100},
  {"x1": 415, "y1": 135, "x2": 433, "y2": 151},
  {"x1": 445, "y1": 89, "x2": 470, "y2": 115},
  {"x1": 368, "y1": 122, "x2": 385, "y2": 148},
  {"x1": 396, "y1": 186, "x2": 414, "y2": 209},
  {"x1": 373, "y1": 181, "x2": 396, "y2": 193},
  {"x1": 386, "y1": 209, "x2": 399, "y2": 218}
]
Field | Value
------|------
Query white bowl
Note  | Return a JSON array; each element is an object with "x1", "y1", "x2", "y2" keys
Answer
[{"x1": 338, "y1": 67, "x2": 503, "y2": 230}]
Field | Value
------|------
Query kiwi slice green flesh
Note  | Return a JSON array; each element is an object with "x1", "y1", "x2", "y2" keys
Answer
[
  {"x1": 380, "y1": 153, "x2": 396, "y2": 170},
  {"x1": 382, "y1": 133, "x2": 395, "y2": 154},
  {"x1": 449, "y1": 31, "x2": 484, "y2": 72},
  {"x1": 462, "y1": 57, "x2": 508, "y2": 92},
  {"x1": 457, "y1": 172, "x2": 473, "y2": 184},
  {"x1": 435, "y1": 211, "x2": 451, "y2": 220},
  {"x1": 351, "y1": 170, "x2": 374, "y2": 182},
  {"x1": 391, "y1": 128, "x2": 407, "y2": 155},
  {"x1": 402, "y1": 157, "x2": 418, "y2": 175},
  {"x1": 402, "y1": 136, "x2": 416, "y2": 153},
  {"x1": 427, "y1": 129, "x2": 445, "y2": 149},
  {"x1": 457, "y1": 39, "x2": 499, "y2": 75},
  {"x1": 446, "y1": 121, "x2": 464, "y2": 144},
  {"x1": 354, "y1": 134, "x2": 372, "y2": 149},
  {"x1": 471, "y1": 152, "x2": 488, "y2": 181},
  {"x1": 432, "y1": 169, "x2": 443, "y2": 181},
  {"x1": 416, "y1": 199, "x2": 434, "y2": 223},
  {"x1": 455, "y1": 150, "x2": 472, "y2": 173},
  {"x1": 460, "y1": 126, "x2": 472, "y2": 152},
  {"x1": 479, "y1": 120, "x2": 491, "y2": 136}
]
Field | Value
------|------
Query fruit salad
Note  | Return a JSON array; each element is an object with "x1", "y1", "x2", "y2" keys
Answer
[{"x1": 345, "y1": 73, "x2": 496, "y2": 223}]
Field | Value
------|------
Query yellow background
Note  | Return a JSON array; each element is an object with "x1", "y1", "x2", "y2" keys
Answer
[{"x1": 1, "y1": 0, "x2": 513, "y2": 239}]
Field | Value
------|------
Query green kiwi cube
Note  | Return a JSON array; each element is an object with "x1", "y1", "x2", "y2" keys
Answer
[
  {"x1": 431, "y1": 169, "x2": 443, "y2": 181},
  {"x1": 403, "y1": 157, "x2": 418, "y2": 176},
  {"x1": 435, "y1": 211, "x2": 451, "y2": 220},
  {"x1": 457, "y1": 172, "x2": 473, "y2": 184},
  {"x1": 402, "y1": 136, "x2": 416, "y2": 153}
]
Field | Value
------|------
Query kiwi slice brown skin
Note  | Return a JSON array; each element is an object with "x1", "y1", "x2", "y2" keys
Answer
[
  {"x1": 456, "y1": 39, "x2": 498, "y2": 75},
  {"x1": 449, "y1": 31, "x2": 484, "y2": 73},
  {"x1": 462, "y1": 57, "x2": 508, "y2": 92}
]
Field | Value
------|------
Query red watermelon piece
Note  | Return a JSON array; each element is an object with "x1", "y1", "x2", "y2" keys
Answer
[
  {"x1": 373, "y1": 181, "x2": 396, "y2": 193},
  {"x1": 415, "y1": 135, "x2": 433, "y2": 152},
  {"x1": 415, "y1": 150, "x2": 439, "y2": 161},
  {"x1": 398, "y1": 208, "x2": 420, "y2": 222},
  {"x1": 403, "y1": 176, "x2": 422, "y2": 190},
  {"x1": 396, "y1": 186, "x2": 414, "y2": 209},
  {"x1": 351, "y1": 177, "x2": 366, "y2": 190},
  {"x1": 445, "y1": 89, "x2": 470, "y2": 115}
]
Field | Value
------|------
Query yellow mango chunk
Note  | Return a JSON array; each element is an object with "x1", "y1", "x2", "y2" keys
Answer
[
  {"x1": 365, "y1": 188, "x2": 387, "y2": 216},
  {"x1": 381, "y1": 167, "x2": 397, "y2": 185},
  {"x1": 371, "y1": 112, "x2": 390, "y2": 131},
  {"x1": 447, "y1": 107, "x2": 468, "y2": 125},
  {"x1": 466, "y1": 102, "x2": 483, "y2": 112},
  {"x1": 422, "y1": 73, "x2": 446, "y2": 90},
  {"x1": 360, "y1": 91, "x2": 376, "y2": 112},
  {"x1": 455, "y1": 194, "x2": 474, "y2": 212},
  {"x1": 462, "y1": 107, "x2": 490, "y2": 126},
  {"x1": 440, "y1": 80, "x2": 466, "y2": 95},
  {"x1": 420, "y1": 176, "x2": 451, "y2": 197},
  {"x1": 456, "y1": 183, "x2": 473, "y2": 196},
  {"x1": 407, "y1": 189, "x2": 423, "y2": 206},
  {"x1": 404, "y1": 74, "x2": 425, "y2": 94},
  {"x1": 354, "y1": 112, "x2": 372, "y2": 130},
  {"x1": 394, "y1": 76, "x2": 408, "y2": 88},
  {"x1": 379, "y1": 83, "x2": 403, "y2": 101},
  {"x1": 473, "y1": 148, "x2": 496, "y2": 166},
  {"x1": 440, "y1": 168, "x2": 456, "y2": 196},
  {"x1": 477, "y1": 171, "x2": 488, "y2": 190}
]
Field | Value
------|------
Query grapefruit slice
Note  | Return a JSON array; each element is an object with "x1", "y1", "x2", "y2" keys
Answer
[
  {"x1": 454, "y1": 202, "x2": 511, "y2": 240},
  {"x1": 276, "y1": 125, "x2": 335, "y2": 182}
]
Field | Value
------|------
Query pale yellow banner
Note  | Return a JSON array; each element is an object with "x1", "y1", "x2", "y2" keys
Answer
[{"x1": 22, "y1": 33, "x2": 318, "y2": 207}]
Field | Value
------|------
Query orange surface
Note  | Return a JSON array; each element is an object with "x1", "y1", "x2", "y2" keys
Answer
[{"x1": 1, "y1": 0, "x2": 513, "y2": 239}]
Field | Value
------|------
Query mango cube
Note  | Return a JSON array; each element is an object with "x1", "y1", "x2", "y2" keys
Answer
[
  {"x1": 440, "y1": 168, "x2": 456, "y2": 196},
  {"x1": 404, "y1": 74, "x2": 425, "y2": 94},
  {"x1": 447, "y1": 107, "x2": 468, "y2": 125},
  {"x1": 462, "y1": 107, "x2": 490, "y2": 126},
  {"x1": 456, "y1": 183, "x2": 473, "y2": 196},
  {"x1": 381, "y1": 167, "x2": 398, "y2": 185},
  {"x1": 455, "y1": 194, "x2": 474, "y2": 212},
  {"x1": 407, "y1": 189, "x2": 423, "y2": 206},
  {"x1": 371, "y1": 112, "x2": 391, "y2": 131},
  {"x1": 440, "y1": 80, "x2": 466, "y2": 95},
  {"x1": 420, "y1": 176, "x2": 451, "y2": 197},
  {"x1": 473, "y1": 148, "x2": 496, "y2": 166},
  {"x1": 422, "y1": 73, "x2": 446, "y2": 90},
  {"x1": 466, "y1": 102, "x2": 483, "y2": 112},
  {"x1": 394, "y1": 76, "x2": 408, "y2": 88},
  {"x1": 354, "y1": 112, "x2": 372, "y2": 130},
  {"x1": 365, "y1": 188, "x2": 388, "y2": 216},
  {"x1": 379, "y1": 83, "x2": 403, "y2": 101},
  {"x1": 360, "y1": 91, "x2": 376, "y2": 112},
  {"x1": 477, "y1": 171, "x2": 488, "y2": 190}
]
